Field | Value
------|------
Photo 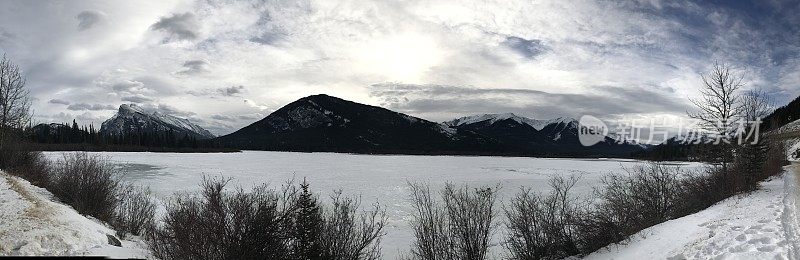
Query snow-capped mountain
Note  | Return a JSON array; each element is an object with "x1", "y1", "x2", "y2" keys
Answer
[
  {"x1": 100, "y1": 104, "x2": 215, "y2": 139},
  {"x1": 445, "y1": 113, "x2": 581, "y2": 142},
  {"x1": 217, "y1": 94, "x2": 502, "y2": 152},
  {"x1": 444, "y1": 113, "x2": 586, "y2": 131},
  {"x1": 445, "y1": 113, "x2": 545, "y2": 129},
  {"x1": 444, "y1": 113, "x2": 642, "y2": 156}
]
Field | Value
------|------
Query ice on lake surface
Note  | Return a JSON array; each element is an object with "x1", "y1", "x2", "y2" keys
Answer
[{"x1": 43, "y1": 151, "x2": 706, "y2": 259}]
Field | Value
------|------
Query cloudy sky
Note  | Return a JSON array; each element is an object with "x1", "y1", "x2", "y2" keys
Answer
[{"x1": 0, "y1": 0, "x2": 798, "y2": 135}]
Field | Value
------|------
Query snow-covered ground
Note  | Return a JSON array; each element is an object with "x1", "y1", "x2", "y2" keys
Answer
[
  {"x1": 7, "y1": 151, "x2": 800, "y2": 259},
  {"x1": 42, "y1": 151, "x2": 705, "y2": 259},
  {"x1": 0, "y1": 171, "x2": 150, "y2": 258},
  {"x1": 585, "y1": 164, "x2": 800, "y2": 260}
]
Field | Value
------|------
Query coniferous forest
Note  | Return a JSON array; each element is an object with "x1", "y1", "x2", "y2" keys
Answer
[{"x1": 24, "y1": 120, "x2": 233, "y2": 152}]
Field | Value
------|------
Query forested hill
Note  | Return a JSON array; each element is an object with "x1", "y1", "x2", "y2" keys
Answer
[{"x1": 762, "y1": 95, "x2": 800, "y2": 132}]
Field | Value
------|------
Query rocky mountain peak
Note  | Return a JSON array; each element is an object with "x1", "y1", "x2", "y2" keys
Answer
[{"x1": 100, "y1": 104, "x2": 215, "y2": 139}]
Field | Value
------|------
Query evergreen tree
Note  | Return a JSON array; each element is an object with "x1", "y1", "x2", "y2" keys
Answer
[{"x1": 291, "y1": 179, "x2": 323, "y2": 260}]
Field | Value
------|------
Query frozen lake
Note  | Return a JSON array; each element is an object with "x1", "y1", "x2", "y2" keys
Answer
[{"x1": 43, "y1": 151, "x2": 705, "y2": 259}]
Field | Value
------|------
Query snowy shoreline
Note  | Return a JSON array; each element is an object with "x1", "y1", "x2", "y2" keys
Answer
[
  {"x1": 0, "y1": 171, "x2": 150, "y2": 258},
  {"x1": 585, "y1": 165, "x2": 800, "y2": 259},
  {"x1": 3, "y1": 162, "x2": 800, "y2": 259}
]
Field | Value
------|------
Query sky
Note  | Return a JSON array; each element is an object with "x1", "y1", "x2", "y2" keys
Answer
[{"x1": 0, "y1": 0, "x2": 798, "y2": 136}]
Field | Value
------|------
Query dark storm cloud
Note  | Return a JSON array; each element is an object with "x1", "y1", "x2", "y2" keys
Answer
[
  {"x1": 76, "y1": 10, "x2": 104, "y2": 31},
  {"x1": 48, "y1": 99, "x2": 70, "y2": 105},
  {"x1": 369, "y1": 83, "x2": 686, "y2": 120},
  {"x1": 150, "y1": 12, "x2": 200, "y2": 41},
  {"x1": 67, "y1": 103, "x2": 115, "y2": 111},
  {"x1": 177, "y1": 59, "x2": 209, "y2": 75},
  {"x1": 502, "y1": 36, "x2": 547, "y2": 59}
]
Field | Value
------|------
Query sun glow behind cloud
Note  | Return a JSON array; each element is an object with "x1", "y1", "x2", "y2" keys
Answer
[{"x1": 354, "y1": 32, "x2": 442, "y2": 83}]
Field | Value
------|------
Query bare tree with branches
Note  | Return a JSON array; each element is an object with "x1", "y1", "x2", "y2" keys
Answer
[
  {"x1": 688, "y1": 62, "x2": 745, "y2": 139},
  {"x1": 0, "y1": 54, "x2": 32, "y2": 146},
  {"x1": 688, "y1": 62, "x2": 746, "y2": 174},
  {"x1": 736, "y1": 89, "x2": 773, "y2": 190},
  {"x1": 740, "y1": 90, "x2": 772, "y2": 127}
]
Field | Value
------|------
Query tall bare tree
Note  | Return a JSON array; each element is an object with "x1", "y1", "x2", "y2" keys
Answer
[
  {"x1": 740, "y1": 90, "x2": 772, "y2": 126},
  {"x1": 687, "y1": 62, "x2": 746, "y2": 177},
  {"x1": 0, "y1": 54, "x2": 32, "y2": 133},
  {"x1": 688, "y1": 62, "x2": 745, "y2": 139}
]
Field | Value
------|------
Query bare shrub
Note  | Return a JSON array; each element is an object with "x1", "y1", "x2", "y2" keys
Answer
[
  {"x1": 49, "y1": 152, "x2": 121, "y2": 222},
  {"x1": 504, "y1": 176, "x2": 581, "y2": 259},
  {"x1": 571, "y1": 205, "x2": 626, "y2": 254},
  {"x1": 319, "y1": 191, "x2": 386, "y2": 260},
  {"x1": 574, "y1": 163, "x2": 682, "y2": 253},
  {"x1": 4, "y1": 148, "x2": 51, "y2": 187},
  {"x1": 148, "y1": 177, "x2": 385, "y2": 260},
  {"x1": 0, "y1": 130, "x2": 50, "y2": 187},
  {"x1": 149, "y1": 177, "x2": 294, "y2": 260},
  {"x1": 407, "y1": 183, "x2": 451, "y2": 260},
  {"x1": 406, "y1": 182, "x2": 498, "y2": 260},
  {"x1": 444, "y1": 184, "x2": 498, "y2": 260},
  {"x1": 674, "y1": 166, "x2": 728, "y2": 217},
  {"x1": 761, "y1": 140, "x2": 788, "y2": 179},
  {"x1": 113, "y1": 184, "x2": 157, "y2": 238}
]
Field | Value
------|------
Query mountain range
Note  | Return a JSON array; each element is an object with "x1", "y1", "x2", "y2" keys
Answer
[
  {"x1": 217, "y1": 94, "x2": 642, "y2": 156},
  {"x1": 36, "y1": 94, "x2": 646, "y2": 157}
]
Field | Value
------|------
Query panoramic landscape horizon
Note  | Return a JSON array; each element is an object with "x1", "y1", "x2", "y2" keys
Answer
[{"x1": 2, "y1": 0, "x2": 800, "y2": 259}]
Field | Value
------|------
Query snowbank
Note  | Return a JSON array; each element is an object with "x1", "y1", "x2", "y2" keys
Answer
[
  {"x1": 0, "y1": 171, "x2": 150, "y2": 258},
  {"x1": 585, "y1": 166, "x2": 800, "y2": 260}
]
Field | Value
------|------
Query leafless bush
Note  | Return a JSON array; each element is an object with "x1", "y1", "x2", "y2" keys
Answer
[
  {"x1": 113, "y1": 184, "x2": 157, "y2": 238},
  {"x1": 761, "y1": 140, "x2": 788, "y2": 179},
  {"x1": 149, "y1": 177, "x2": 295, "y2": 260},
  {"x1": 406, "y1": 182, "x2": 498, "y2": 260},
  {"x1": 607, "y1": 164, "x2": 680, "y2": 227},
  {"x1": 574, "y1": 163, "x2": 682, "y2": 253},
  {"x1": 674, "y1": 166, "x2": 728, "y2": 217},
  {"x1": 571, "y1": 205, "x2": 626, "y2": 254},
  {"x1": 49, "y1": 152, "x2": 121, "y2": 222},
  {"x1": 319, "y1": 191, "x2": 387, "y2": 260},
  {"x1": 504, "y1": 176, "x2": 581, "y2": 259},
  {"x1": 4, "y1": 149, "x2": 51, "y2": 187},
  {"x1": 148, "y1": 177, "x2": 386, "y2": 260},
  {"x1": 407, "y1": 182, "x2": 451, "y2": 260},
  {"x1": 0, "y1": 131, "x2": 50, "y2": 187}
]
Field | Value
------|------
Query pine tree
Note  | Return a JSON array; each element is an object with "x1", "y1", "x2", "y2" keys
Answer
[{"x1": 291, "y1": 179, "x2": 323, "y2": 260}]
